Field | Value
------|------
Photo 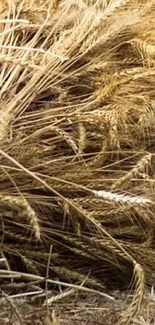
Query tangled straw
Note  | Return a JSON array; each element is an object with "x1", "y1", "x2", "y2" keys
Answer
[{"x1": 0, "y1": 0, "x2": 155, "y2": 324}]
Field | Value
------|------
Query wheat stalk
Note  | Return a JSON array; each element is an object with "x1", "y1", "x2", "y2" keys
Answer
[
  {"x1": 0, "y1": 19, "x2": 29, "y2": 23},
  {"x1": 0, "y1": 45, "x2": 68, "y2": 62}
]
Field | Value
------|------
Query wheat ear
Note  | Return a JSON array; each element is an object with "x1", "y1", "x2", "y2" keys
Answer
[
  {"x1": 78, "y1": 122, "x2": 86, "y2": 155},
  {"x1": 0, "y1": 195, "x2": 40, "y2": 240},
  {"x1": 0, "y1": 110, "x2": 11, "y2": 146},
  {"x1": 129, "y1": 38, "x2": 155, "y2": 65},
  {"x1": 0, "y1": 55, "x2": 41, "y2": 70},
  {"x1": 112, "y1": 153, "x2": 152, "y2": 189},
  {"x1": 117, "y1": 263, "x2": 144, "y2": 325},
  {"x1": 53, "y1": 126, "x2": 78, "y2": 154},
  {"x1": 92, "y1": 190, "x2": 152, "y2": 206}
]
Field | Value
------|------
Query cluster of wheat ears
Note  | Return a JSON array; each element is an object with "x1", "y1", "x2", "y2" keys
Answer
[{"x1": 1, "y1": 0, "x2": 155, "y2": 324}]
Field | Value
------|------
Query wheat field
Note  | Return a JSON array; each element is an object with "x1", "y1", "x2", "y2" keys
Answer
[{"x1": 1, "y1": 0, "x2": 155, "y2": 324}]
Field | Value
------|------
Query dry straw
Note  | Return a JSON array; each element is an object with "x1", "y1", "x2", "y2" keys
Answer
[{"x1": 1, "y1": 0, "x2": 155, "y2": 324}]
